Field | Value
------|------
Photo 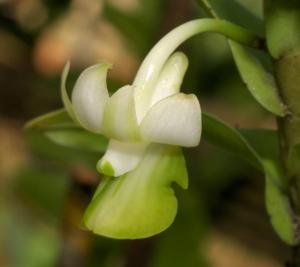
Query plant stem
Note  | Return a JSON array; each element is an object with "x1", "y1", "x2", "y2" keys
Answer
[
  {"x1": 274, "y1": 52, "x2": 300, "y2": 201},
  {"x1": 270, "y1": 12, "x2": 300, "y2": 267}
]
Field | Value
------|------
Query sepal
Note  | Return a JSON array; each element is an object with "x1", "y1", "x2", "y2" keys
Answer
[{"x1": 102, "y1": 85, "x2": 141, "y2": 141}]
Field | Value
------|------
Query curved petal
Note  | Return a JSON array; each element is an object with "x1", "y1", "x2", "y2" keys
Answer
[
  {"x1": 150, "y1": 52, "x2": 188, "y2": 107},
  {"x1": 61, "y1": 62, "x2": 77, "y2": 121},
  {"x1": 102, "y1": 85, "x2": 140, "y2": 141},
  {"x1": 97, "y1": 140, "x2": 148, "y2": 177},
  {"x1": 84, "y1": 144, "x2": 188, "y2": 239},
  {"x1": 134, "y1": 52, "x2": 189, "y2": 123},
  {"x1": 140, "y1": 93, "x2": 201, "y2": 147},
  {"x1": 71, "y1": 63, "x2": 111, "y2": 133}
]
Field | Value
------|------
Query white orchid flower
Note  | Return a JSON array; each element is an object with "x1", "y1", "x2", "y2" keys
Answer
[
  {"x1": 59, "y1": 19, "x2": 257, "y2": 238},
  {"x1": 62, "y1": 54, "x2": 201, "y2": 177},
  {"x1": 62, "y1": 53, "x2": 200, "y2": 240}
]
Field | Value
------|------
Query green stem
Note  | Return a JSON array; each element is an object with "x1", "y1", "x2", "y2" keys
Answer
[
  {"x1": 275, "y1": 52, "x2": 300, "y2": 218},
  {"x1": 133, "y1": 18, "x2": 261, "y2": 122}
]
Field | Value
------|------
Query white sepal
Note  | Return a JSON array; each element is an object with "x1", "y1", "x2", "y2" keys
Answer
[
  {"x1": 102, "y1": 85, "x2": 140, "y2": 141},
  {"x1": 97, "y1": 139, "x2": 148, "y2": 177},
  {"x1": 140, "y1": 93, "x2": 201, "y2": 147},
  {"x1": 71, "y1": 63, "x2": 111, "y2": 133}
]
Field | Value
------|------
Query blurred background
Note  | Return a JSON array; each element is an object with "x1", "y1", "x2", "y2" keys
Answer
[{"x1": 0, "y1": 0, "x2": 290, "y2": 266}]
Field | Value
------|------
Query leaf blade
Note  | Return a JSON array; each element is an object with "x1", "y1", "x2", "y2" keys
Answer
[
  {"x1": 45, "y1": 129, "x2": 108, "y2": 153},
  {"x1": 264, "y1": 160, "x2": 298, "y2": 245},
  {"x1": 202, "y1": 113, "x2": 262, "y2": 169},
  {"x1": 230, "y1": 41, "x2": 285, "y2": 116},
  {"x1": 25, "y1": 109, "x2": 78, "y2": 130}
]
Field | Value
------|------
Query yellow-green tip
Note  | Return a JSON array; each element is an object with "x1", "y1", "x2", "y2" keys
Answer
[{"x1": 97, "y1": 160, "x2": 114, "y2": 176}]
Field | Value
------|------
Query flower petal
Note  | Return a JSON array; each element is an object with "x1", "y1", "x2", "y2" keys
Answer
[
  {"x1": 83, "y1": 144, "x2": 188, "y2": 239},
  {"x1": 102, "y1": 85, "x2": 140, "y2": 141},
  {"x1": 61, "y1": 62, "x2": 77, "y2": 121},
  {"x1": 71, "y1": 63, "x2": 111, "y2": 133},
  {"x1": 140, "y1": 93, "x2": 201, "y2": 147},
  {"x1": 133, "y1": 52, "x2": 189, "y2": 123},
  {"x1": 97, "y1": 139, "x2": 148, "y2": 177},
  {"x1": 149, "y1": 52, "x2": 188, "y2": 107}
]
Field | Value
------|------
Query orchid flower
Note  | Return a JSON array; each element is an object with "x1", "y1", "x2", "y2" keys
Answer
[
  {"x1": 58, "y1": 19, "x2": 257, "y2": 239},
  {"x1": 62, "y1": 53, "x2": 200, "y2": 239}
]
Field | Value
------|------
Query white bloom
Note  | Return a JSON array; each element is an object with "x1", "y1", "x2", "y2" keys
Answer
[
  {"x1": 55, "y1": 18, "x2": 257, "y2": 239},
  {"x1": 62, "y1": 51, "x2": 201, "y2": 177}
]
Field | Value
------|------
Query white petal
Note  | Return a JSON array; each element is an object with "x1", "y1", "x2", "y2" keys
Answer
[
  {"x1": 71, "y1": 63, "x2": 111, "y2": 133},
  {"x1": 97, "y1": 140, "x2": 148, "y2": 177},
  {"x1": 149, "y1": 52, "x2": 188, "y2": 108},
  {"x1": 61, "y1": 62, "x2": 77, "y2": 121},
  {"x1": 140, "y1": 93, "x2": 201, "y2": 147},
  {"x1": 102, "y1": 85, "x2": 140, "y2": 141},
  {"x1": 134, "y1": 52, "x2": 188, "y2": 124}
]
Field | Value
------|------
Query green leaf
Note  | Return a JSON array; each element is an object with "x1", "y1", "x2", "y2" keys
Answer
[
  {"x1": 202, "y1": 113, "x2": 262, "y2": 169},
  {"x1": 26, "y1": 109, "x2": 108, "y2": 153},
  {"x1": 202, "y1": 112, "x2": 296, "y2": 245},
  {"x1": 45, "y1": 129, "x2": 108, "y2": 153},
  {"x1": 199, "y1": 0, "x2": 285, "y2": 116},
  {"x1": 83, "y1": 144, "x2": 188, "y2": 239},
  {"x1": 240, "y1": 128, "x2": 280, "y2": 163},
  {"x1": 25, "y1": 109, "x2": 78, "y2": 130},
  {"x1": 202, "y1": 113, "x2": 282, "y2": 169},
  {"x1": 230, "y1": 41, "x2": 285, "y2": 116},
  {"x1": 264, "y1": 160, "x2": 298, "y2": 245},
  {"x1": 26, "y1": 130, "x2": 100, "y2": 167}
]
